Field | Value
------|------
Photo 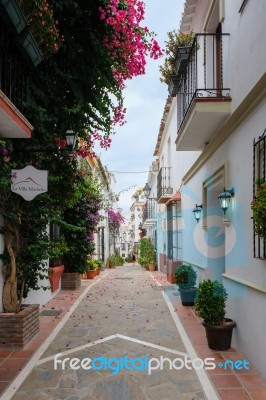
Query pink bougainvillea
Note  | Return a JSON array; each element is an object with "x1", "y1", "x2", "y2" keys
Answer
[
  {"x1": 99, "y1": 0, "x2": 163, "y2": 89},
  {"x1": 106, "y1": 208, "x2": 125, "y2": 231},
  {"x1": 57, "y1": 1, "x2": 163, "y2": 157}
]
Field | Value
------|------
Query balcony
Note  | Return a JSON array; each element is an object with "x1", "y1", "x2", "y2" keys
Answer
[
  {"x1": 0, "y1": 22, "x2": 33, "y2": 138},
  {"x1": 175, "y1": 33, "x2": 231, "y2": 151},
  {"x1": 142, "y1": 199, "x2": 156, "y2": 228},
  {"x1": 157, "y1": 167, "x2": 173, "y2": 204}
]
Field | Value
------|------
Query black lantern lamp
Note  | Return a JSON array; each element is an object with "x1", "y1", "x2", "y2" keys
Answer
[
  {"x1": 65, "y1": 130, "x2": 78, "y2": 150},
  {"x1": 143, "y1": 182, "x2": 151, "y2": 199},
  {"x1": 14, "y1": 129, "x2": 78, "y2": 153},
  {"x1": 143, "y1": 182, "x2": 157, "y2": 200},
  {"x1": 218, "y1": 188, "x2": 235, "y2": 215},
  {"x1": 193, "y1": 204, "x2": 202, "y2": 223}
]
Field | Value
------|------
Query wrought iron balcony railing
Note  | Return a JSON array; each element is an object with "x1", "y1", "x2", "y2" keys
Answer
[
  {"x1": 142, "y1": 199, "x2": 156, "y2": 222},
  {"x1": 157, "y1": 167, "x2": 173, "y2": 201},
  {"x1": 176, "y1": 33, "x2": 230, "y2": 131},
  {"x1": 0, "y1": 22, "x2": 26, "y2": 112}
]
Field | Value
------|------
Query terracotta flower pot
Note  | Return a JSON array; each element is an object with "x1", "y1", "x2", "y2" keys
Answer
[
  {"x1": 86, "y1": 270, "x2": 96, "y2": 279},
  {"x1": 48, "y1": 265, "x2": 64, "y2": 292},
  {"x1": 148, "y1": 264, "x2": 156, "y2": 271}
]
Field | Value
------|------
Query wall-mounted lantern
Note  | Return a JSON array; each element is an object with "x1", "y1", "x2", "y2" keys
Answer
[
  {"x1": 193, "y1": 204, "x2": 202, "y2": 223},
  {"x1": 218, "y1": 188, "x2": 235, "y2": 215}
]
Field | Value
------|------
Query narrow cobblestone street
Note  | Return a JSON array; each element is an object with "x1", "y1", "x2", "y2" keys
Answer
[{"x1": 7, "y1": 265, "x2": 216, "y2": 400}]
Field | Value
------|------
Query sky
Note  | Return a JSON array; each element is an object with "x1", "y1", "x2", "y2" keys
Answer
[{"x1": 97, "y1": 0, "x2": 184, "y2": 215}]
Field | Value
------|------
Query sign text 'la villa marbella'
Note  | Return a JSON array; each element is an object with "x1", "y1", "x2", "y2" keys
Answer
[{"x1": 11, "y1": 165, "x2": 48, "y2": 201}]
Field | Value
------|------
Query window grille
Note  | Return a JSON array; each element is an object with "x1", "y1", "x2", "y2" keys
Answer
[{"x1": 253, "y1": 129, "x2": 266, "y2": 258}]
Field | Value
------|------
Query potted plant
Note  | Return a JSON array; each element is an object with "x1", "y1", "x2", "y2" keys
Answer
[
  {"x1": 61, "y1": 177, "x2": 102, "y2": 289},
  {"x1": 95, "y1": 259, "x2": 103, "y2": 275},
  {"x1": 147, "y1": 255, "x2": 156, "y2": 271},
  {"x1": 86, "y1": 259, "x2": 98, "y2": 279},
  {"x1": 47, "y1": 235, "x2": 69, "y2": 291},
  {"x1": 175, "y1": 264, "x2": 198, "y2": 306},
  {"x1": 139, "y1": 238, "x2": 156, "y2": 271},
  {"x1": 137, "y1": 256, "x2": 147, "y2": 269},
  {"x1": 159, "y1": 30, "x2": 195, "y2": 88},
  {"x1": 195, "y1": 279, "x2": 236, "y2": 350}
]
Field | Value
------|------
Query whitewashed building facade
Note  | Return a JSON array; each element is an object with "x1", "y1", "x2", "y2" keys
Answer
[{"x1": 150, "y1": 0, "x2": 266, "y2": 379}]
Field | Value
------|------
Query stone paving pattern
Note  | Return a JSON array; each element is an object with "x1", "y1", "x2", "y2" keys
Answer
[
  {"x1": 1, "y1": 264, "x2": 266, "y2": 400},
  {"x1": 12, "y1": 265, "x2": 208, "y2": 400}
]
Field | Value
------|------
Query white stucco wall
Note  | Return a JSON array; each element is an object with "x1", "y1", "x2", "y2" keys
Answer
[
  {"x1": 177, "y1": 0, "x2": 266, "y2": 378},
  {"x1": 182, "y1": 96, "x2": 266, "y2": 378},
  {"x1": 159, "y1": 99, "x2": 201, "y2": 193},
  {"x1": 154, "y1": 98, "x2": 201, "y2": 270},
  {"x1": 223, "y1": 0, "x2": 266, "y2": 113},
  {"x1": 24, "y1": 268, "x2": 58, "y2": 307}
]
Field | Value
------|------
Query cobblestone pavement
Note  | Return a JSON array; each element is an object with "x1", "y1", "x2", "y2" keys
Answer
[{"x1": 11, "y1": 265, "x2": 218, "y2": 400}]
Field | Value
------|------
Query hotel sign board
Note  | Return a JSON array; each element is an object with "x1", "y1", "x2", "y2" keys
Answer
[{"x1": 11, "y1": 165, "x2": 48, "y2": 201}]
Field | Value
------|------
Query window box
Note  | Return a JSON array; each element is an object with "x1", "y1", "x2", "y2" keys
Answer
[
  {"x1": 168, "y1": 74, "x2": 180, "y2": 97},
  {"x1": 0, "y1": 0, "x2": 26, "y2": 34},
  {"x1": 17, "y1": 30, "x2": 43, "y2": 66},
  {"x1": 174, "y1": 46, "x2": 190, "y2": 76}
]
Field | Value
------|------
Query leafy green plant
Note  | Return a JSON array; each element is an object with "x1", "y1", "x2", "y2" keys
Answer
[
  {"x1": 108, "y1": 254, "x2": 124, "y2": 267},
  {"x1": 175, "y1": 264, "x2": 197, "y2": 289},
  {"x1": 159, "y1": 31, "x2": 195, "y2": 84},
  {"x1": 139, "y1": 238, "x2": 156, "y2": 265},
  {"x1": 19, "y1": 0, "x2": 63, "y2": 55},
  {"x1": 48, "y1": 236, "x2": 69, "y2": 261},
  {"x1": 62, "y1": 175, "x2": 102, "y2": 274},
  {"x1": 86, "y1": 259, "x2": 98, "y2": 270},
  {"x1": 95, "y1": 259, "x2": 103, "y2": 268},
  {"x1": 195, "y1": 279, "x2": 228, "y2": 325},
  {"x1": 136, "y1": 256, "x2": 144, "y2": 265},
  {"x1": 0, "y1": 0, "x2": 161, "y2": 313}
]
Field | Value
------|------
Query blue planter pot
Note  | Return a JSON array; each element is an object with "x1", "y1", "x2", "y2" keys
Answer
[{"x1": 178, "y1": 287, "x2": 198, "y2": 306}]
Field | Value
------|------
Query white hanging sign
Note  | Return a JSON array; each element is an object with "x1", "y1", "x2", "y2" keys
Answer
[{"x1": 11, "y1": 165, "x2": 48, "y2": 201}]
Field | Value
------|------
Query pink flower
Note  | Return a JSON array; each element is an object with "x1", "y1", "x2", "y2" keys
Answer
[
  {"x1": 106, "y1": 17, "x2": 116, "y2": 26},
  {"x1": 98, "y1": 0, "x2": 163, "y2": 87}
]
